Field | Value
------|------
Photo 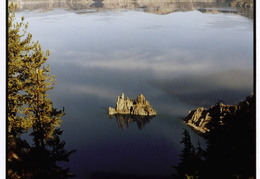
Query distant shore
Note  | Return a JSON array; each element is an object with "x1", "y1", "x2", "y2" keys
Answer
[
  {"x1": 9, "y1": 0, "x2": 253, "y2": 19},
  {"x1": 230, "y1": 0, "x2": 253, "y2": 8}
]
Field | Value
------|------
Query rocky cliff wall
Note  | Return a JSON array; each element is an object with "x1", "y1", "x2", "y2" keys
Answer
[
  {"x1": 183, "y1": 102, "x2": 238, "y2": 134},
  {"x1": 230, "y1": 0, "x2": 253, "y2": 8}
]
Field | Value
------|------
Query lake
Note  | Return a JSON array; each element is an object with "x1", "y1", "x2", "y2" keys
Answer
[{"x1": 12, "y1": 0, "x2": 253, "y2": 178}]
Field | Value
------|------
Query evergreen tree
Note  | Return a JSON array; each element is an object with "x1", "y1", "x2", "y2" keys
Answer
[
  {"x1": 173, "y1": 129, "x2": 199, "y2": 179},
  {"x1": 23, "y1": 56, "x2": 63, "y2": 148},
  {"x1": 8, "y1": 2, "x2": 63, "y2": 148},
  {"x1": 8, "y1": 130, "x2": 76, "y2": 179},
  {"x1": 8, "y1": 3, "x2": 75, "y2": 178},
  {"x1": 8, "y1": 2, "x2": 36, "y2": 139}
]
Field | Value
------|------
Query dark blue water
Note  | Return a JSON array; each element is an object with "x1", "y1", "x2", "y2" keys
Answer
[{"x1": 15, "y1": 2, "x2": 253, "y2": 178}]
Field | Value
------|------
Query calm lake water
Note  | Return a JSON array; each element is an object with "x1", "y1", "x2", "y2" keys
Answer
[{"x1": 14, "y1": 1, "x2": 253, "y2": 178}]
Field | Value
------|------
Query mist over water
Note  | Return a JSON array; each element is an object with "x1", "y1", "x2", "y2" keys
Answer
[{"x1": 15, "y1": 1, "x2": 253, "y2": 178}]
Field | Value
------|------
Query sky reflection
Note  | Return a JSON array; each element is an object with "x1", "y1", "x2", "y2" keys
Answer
[
  {"x1": 51, "y1": 45, "x2": 252, "y2": 79},
  {"x1": 15, "y1": 7, "x2": 254, "y2": 178},
  {"x1": 150, "y1": 69, "x2": 253, "y2": 107},
  {"x1": 32, "y1": 8, "x2": 253, "y2": 111}
]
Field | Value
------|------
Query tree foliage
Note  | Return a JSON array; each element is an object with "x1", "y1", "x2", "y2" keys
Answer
[
  {"x1": 8, "y1": 2, "x2": 35, "y2": 138},
  {"x1": 173, "y1": 129, "x2": 203, "y2": 179},
  {"x1": 8, "y1": 3, "x2": 75, "y2": 178}
]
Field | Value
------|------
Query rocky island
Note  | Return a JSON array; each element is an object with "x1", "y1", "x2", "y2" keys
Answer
[{"x1": 108, "y1": 93, "x2": 157, "y2": 116}]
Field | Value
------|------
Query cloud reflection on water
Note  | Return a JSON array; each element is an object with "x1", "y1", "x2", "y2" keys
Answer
[
  {"x1": 53, "y1": 47, "x2": 252, "y2": 79},
  {"x1": 51, "y1": 44, "x2": 253, "y2": 109},
  {"x1": 150, "y1": 69, "x2": 253, "y2": 107},
  {"x1": 60, "y1": 83, "x2": 117, "y2": 101}
]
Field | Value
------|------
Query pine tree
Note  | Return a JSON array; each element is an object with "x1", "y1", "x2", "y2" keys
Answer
[
  {"x1": 23, "y1": 61, "x2": 64, "y2": 148},
  {"x1": 8, "y1": 2, "x2": 64, "y2": 148},
  {"x1": 173, "y1": 129, "x2": 198, "y2": 179},
  {"x1": 8, "y1": 3, "x2": 75, "y2": 178},
  {"x1": 8, "y1": 2, "x2": 36, "y2": 138}
]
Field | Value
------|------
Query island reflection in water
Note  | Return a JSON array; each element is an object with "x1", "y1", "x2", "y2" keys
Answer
[{"x1": 109, "y1": 114, "x2": 155, "y2": 130}]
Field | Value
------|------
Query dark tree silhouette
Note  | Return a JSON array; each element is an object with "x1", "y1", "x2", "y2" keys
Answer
[
  {"x1": 173, "y1": 129, "x2": 201, "y2": 179},
  {"x1": 176, "y1": 95, "x2": 256, "y2": 179},
  {"x1": 8, "y1": 129, "x2": 76, "y2": 179},
  {"x1": 202, "y1": 95, "x2": 256, "y2": 179}
]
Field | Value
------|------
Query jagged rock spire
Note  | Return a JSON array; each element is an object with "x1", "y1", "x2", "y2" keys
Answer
[{"x1": 108, "y1": 93, "x2": 157, "y2": 116}]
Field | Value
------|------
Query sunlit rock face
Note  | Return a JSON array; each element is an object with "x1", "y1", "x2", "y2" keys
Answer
[
  {"x1": 230, "y1": 0, "x2": 253, "y2": 8},
  {"x1": 183, "y1": 103, "x2": 238, "y2": 134},
  {"x1": 108, "y1": 93, "x2": 157, "y2": 116}
]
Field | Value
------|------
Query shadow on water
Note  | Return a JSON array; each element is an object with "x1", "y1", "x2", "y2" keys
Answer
[
  {"x1": 87, "y1": 171, "x2": 172, "y2": 179},
  {"x1": 109, "y1": 114, "x2": 155, "y2": 130},
  {"x1": 8, "y1": 129, "x2": 76, "y2": 179}
]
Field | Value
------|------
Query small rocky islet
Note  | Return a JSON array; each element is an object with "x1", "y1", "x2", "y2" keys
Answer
[{"x1": 108, "y1": 93, "x2": 157, "y2": 116}]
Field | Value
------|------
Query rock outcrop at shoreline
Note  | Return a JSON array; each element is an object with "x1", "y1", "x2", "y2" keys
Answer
[
  {"x1": 183, "y1": 103, "x2": 237, "y2": 133},
  {"x1": 108, "y1": 93, "x2": 157, "y2": 116}
]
